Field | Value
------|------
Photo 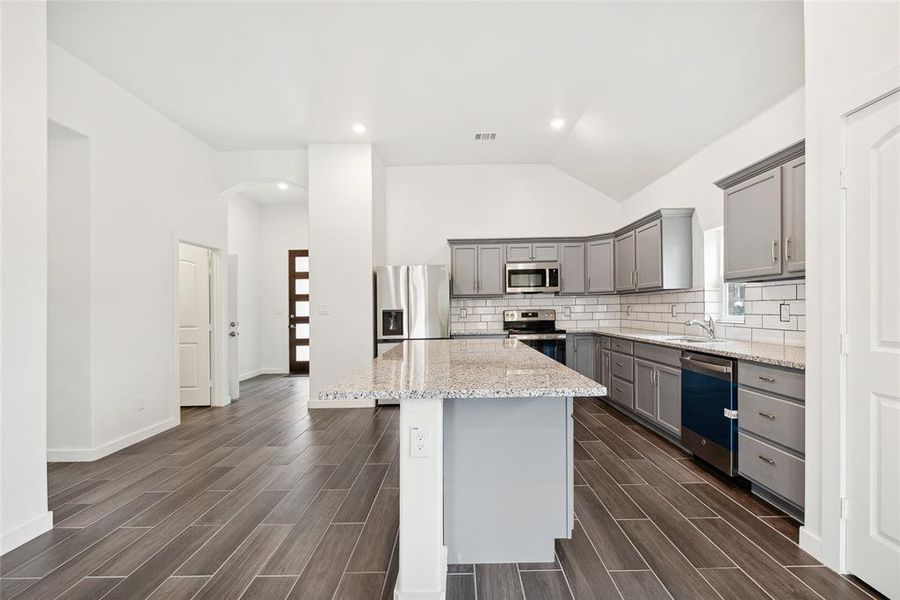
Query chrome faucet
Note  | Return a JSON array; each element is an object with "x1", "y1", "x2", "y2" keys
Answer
[{"x1": 684, "y1": 315, "x2": 717, "y2": 340}]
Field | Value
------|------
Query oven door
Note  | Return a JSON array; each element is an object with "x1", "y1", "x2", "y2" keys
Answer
[
  {"x1": 512, "y1": 335, "x2": 566, "y2": 364},
  {"x1": 505, "y1": 263, "x2": 560, "y2": 293}
]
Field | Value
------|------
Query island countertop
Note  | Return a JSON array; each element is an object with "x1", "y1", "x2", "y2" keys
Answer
[{"x1": 318, "y1": 338, "x2": 607, "y2": 402}]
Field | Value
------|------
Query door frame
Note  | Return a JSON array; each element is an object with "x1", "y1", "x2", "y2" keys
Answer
[{"x1": 173, "y1": 238, "x2": 226, "y2": 419}]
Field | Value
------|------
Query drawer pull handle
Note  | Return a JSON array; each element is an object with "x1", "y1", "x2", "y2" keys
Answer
[
  {"x1": 616, "y1": 362, "x2": 624, "y2": 367},
  {"x1": 758, "y1": 411, "x2": 776, "y2": 420},
  {"x1": 758, "y1": 376, "x2": 776, "y2": 383},
  {"x1": 617, "y1": 387, "x2": 623, "y2": 393},
  {"x1": 758, "y1": 455, "x2": 776, "y2": 465}
]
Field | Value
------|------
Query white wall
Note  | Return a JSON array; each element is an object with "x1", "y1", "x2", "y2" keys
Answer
[
  {"x1": 308, "y1": 144, "x2": 376, "y2": 406},
  {"x1": 48, "y1": 133, "x2": 93, "y2": 451},
  {"x1": 227, "y1": 198, "x2": 261, "y2": 379},
  {"x1": 384, "y1": 163, "x2": 621, "y2": 265},
  {"x1": 259, "y1": 204, "x2": 309, "y2": 373},
  {"x1": 1, "y1": 0, "x2": 53, "y2": 553},
  {"x1": 48, "y1": 43, "x2": 227, "y2": 459},
  {"x1": 218, "y1": 149, "x2": 308, "y2": 193},
  {"x1": 802, "y1": 0, "x2": 900, "y2": 571},
  {"x1": 621, "y1": 88, "x2": 805, "y2": 230}
]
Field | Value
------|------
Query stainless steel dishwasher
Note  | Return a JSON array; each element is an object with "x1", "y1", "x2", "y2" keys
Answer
[{"x1": 680, "y1": 352, "x2": 738, "y2": 476}]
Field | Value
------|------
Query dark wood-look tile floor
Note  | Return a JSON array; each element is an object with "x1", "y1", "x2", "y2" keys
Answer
[{"x1": 0, "y1": 377, "x2": 885, "y2": 600}]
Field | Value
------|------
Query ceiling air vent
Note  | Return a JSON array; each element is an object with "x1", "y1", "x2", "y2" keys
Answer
[{"x1": 474, "y1": 132, "x2": 497, "y2": 141}]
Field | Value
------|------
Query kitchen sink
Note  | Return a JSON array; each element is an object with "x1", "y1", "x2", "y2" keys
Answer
[{"x1": 664, "y1": 336, "x2": 726, "y2": 344}]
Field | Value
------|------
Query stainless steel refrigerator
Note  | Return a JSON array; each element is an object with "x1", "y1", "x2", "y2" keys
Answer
[{"x1": 375, "y1": 265, "x2": 450, "y2": 359}]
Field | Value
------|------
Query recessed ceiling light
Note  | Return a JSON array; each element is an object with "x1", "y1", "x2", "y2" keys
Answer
[
  {"x1": 352, "y1": 122, "x2": 367, "y2": 134},
  {"x1": 277, "y1": 182, "x2": 288, "y2": 191},
  {"x1": 550, "y1": 118, "x2": 566, "y2": 130}
]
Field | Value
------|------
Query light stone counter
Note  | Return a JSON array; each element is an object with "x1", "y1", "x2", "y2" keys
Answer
[
  {"x1": 318, "y1": 337, "x2": 607, "y2": 402},
  {"x1": 566, "y1": 327, "x2": 805, "y2": 370}
]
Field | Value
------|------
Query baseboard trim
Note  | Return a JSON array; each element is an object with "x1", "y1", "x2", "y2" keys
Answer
[
  {"x1": 308, "y1": 399, "x2": 376, "y2": 409},
  {"x1": 0, "y1": 511, "x2": 53, "y2": 554},
  {"x1": 47, "y1": 417, "x2": 179, "y2": 462},
  {"x1": 239, "y1": 367, "x2": 287, "y2": 381},
  {"x1": 799, "y1": 526, "x2": 825, "y2": 564}
]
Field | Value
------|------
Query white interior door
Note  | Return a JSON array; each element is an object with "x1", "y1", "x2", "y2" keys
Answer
[
  {"x1": 179, "y1": 243, "x2": 212, "y2": 407},
  {"x1": 844, "y1": 87, "x2": 900, "y2": 599},
  {"x1": 227, "y1": 254, "x2": 240, "y2": 400}
]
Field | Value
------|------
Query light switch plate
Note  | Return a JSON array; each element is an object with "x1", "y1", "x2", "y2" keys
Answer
[{"x1": 780, "y1": 303, "x2": 790, "y2": 322}]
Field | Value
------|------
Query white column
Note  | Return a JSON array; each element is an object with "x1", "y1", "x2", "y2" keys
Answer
[
  {"x1": 395, "y1": 398, "x2": 446, "y2": 600},
  {"x1": 307, "y1": 144, "x2": 380, "y2": 406},
  {"x1": 0, "y1": 0, "x2": 53, "y2": 553}
]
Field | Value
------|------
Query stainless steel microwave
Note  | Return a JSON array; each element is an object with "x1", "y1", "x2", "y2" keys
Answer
[{"x1": 505, "y1": 262, "x2": 560, "y2": 294}]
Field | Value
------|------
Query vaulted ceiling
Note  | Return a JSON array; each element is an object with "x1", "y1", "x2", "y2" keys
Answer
[{"x1": 48, "y1": 1, "x2": 803, "y2": 200}]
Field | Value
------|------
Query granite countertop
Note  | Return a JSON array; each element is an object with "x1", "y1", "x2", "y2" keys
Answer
[
  {"x1": 319, "y1": 338, "x2": 607, "y2": 402},
  {"x1": 566, "y1": 327, "x2": 805, "y2": 370}
]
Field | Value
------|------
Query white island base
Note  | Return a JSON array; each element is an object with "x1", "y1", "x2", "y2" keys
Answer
[{"x1": 394, "y1": 395, "x2": 575, "y2": 600}]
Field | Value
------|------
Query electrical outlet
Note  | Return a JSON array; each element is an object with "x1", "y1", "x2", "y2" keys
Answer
[
  {"x1": 670, "y1": 304, "x2": 677, "y2": 317},
  {"x1": 410, "y1": 426, "x2": 430, "y2": 458},
  {"x1": 563, "y1": 306, "x2": 571, "y2": 318},
  {"x1": 137, "y1": 395, "x2": 145, "y2": 411},
  {"x1": 460, "y1": 308, "x2": 467, "y2": 318},
  {"x1": 318, "y1": 303, "x2": 331, "y2": 316},
  {"x1": 780, "y1": 303, "x2": 791, "y2": 322}
]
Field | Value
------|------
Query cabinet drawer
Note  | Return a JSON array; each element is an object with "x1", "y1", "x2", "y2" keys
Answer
[
  {"x1": 738, "y1": 433, "x2": 804, "y2": 507},
  {"x1": 600, "y1": 336, "x2": 611, "y2": 350},
  {"x1": 609, "y1": 338, "x2": 634, "y2": 355},
  {"x1": 739, "y1": 388, "x2": 804, "y2": 453},
  {"x1": 610, "y1": 353, "x2": 634, "y2": 382},
  {"x1": 738, "y1": 362, "x2": 804, "y2": 400},
  {"x1": 609, "y1": 377, "x2": 634, "y2": 410},
  {"x1": 634, "y1": 342, "x2": 681, "y2": 368}
]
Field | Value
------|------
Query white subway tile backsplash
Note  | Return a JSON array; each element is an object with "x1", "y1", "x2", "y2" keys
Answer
[{"x1": 449, "y1": 279, "x2": 805, "y2": 347}]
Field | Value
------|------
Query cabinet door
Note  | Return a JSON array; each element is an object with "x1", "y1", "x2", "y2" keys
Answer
[
  {"x1": 614, "y1": 231, "x2": 636, "y2": 291},
  {"x1": 586, "y1": 239, "x2": 614, "y2": 293},
  {"x1": 477, "y1": 245, "x2": 505, "y2": 295},
  {"x1": 451, "y1": 245, "x2": 478, "y2": 296},
  {"x1": 506, "y1": 244, "x2": 533, "y2": 262},
  {"x1": 633, "y1": 359, "x2": 656, "y2": 421},
  {"x1": 724, "y1": 167, "x2": 783, "y2": 280},
  {"x1": 600, "y1": 349, "x2": 611, "y2": 389},
  {"x1": 559, "y1": 243, "x2": 585, "y2": 294},
  {"x1": 532, "y1": 243, "x2": 559, "y2": 262},
  {"x1": 574, "y1": 336, "x2": 595, "y2": 380},
  {"x1": 635, "y1": 220, "x2": 662, "y2": 290},
  {"x1": 783, "y1": 156, "x2": 806, "y2": 274},
  {"x1": 656, "y1": 364, "x2": 682, "y2": 436}
]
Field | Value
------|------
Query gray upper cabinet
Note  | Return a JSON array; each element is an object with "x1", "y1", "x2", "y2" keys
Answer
[
  {"x1": 635, "y1": 220, "x2": 662, "y2": 290},
  {"x1": 451, "y1": 245, "x2": 478, "y2": 296},
  {"x1": 718, "y1": 141, "x2": 805, "y2": 283},
  {"x1": 723, "y1": 167, "x2": 784, "y2": 281},
  {"x1": 586, "y1": 238, "x2": 614, "y2": 293},
  {"x1": 477, "y1": 245, "x2": 505, "y2": 296},
  {"x1": 783, "y1": 156, "x2": 806, "y2": 274},
  {"x1": 614, "y1": 231, "x2": 636, "y2": 292},
  {"x1": 559, "y1": 243, "x2": 586, "y2": 294},
  {"x1": 506, "y1": 243, "x2": 558, "y2": 262},
  {"x1": 451, "y1": 244, "x2": 504, "y2": 296}
]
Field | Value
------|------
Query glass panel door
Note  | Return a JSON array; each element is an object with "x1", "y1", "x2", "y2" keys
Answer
[{"x1": 288, "y1": 249, "x2": 309, "y2": 374}]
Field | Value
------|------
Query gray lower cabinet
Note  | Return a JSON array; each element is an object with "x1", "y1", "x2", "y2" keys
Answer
[
  {"x1": 570, "y1": 334, "x2": 595, "y2": 380},
  {"x1": 632, "y1": 355, "x2": 681, "y2": 436},
  {"x1": 586, "y1": 238, "x2": 614, "y2": 293},
  {"x1": 614, "y1": 230, "x2": 636, "y2": 291},
  {"x1": 635, "y1": 220, "x2": 662, "y2": 290},
  {"x1": 597, "y1": 347, "x2": 611, "y2": 390},
  {"x1": 451, "y1": 243, "x2": 505, "y2": 296},
  {"x1": 559, "y1": 243, "x2": 586, "y2": 294}
]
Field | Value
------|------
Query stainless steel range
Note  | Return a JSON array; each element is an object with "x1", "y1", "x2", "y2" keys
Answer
[{"x1": 504, "y1": 309, "x2": 566, "y2": 364}]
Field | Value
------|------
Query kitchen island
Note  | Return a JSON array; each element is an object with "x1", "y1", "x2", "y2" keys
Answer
[{"x1": 320, "y1": 338, "x2": 606, "y2": 600}]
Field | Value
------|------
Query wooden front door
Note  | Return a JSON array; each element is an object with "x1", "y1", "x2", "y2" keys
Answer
[{"x1": 288, "y1": 249, "x2": 309, "y2": 374}]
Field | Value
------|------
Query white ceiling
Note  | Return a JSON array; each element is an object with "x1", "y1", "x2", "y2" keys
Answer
[{"x1": 48, "y1": 1, "x2": 804, "y2": 200}]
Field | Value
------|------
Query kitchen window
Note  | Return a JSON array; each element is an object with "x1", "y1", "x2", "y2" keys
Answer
[
  {"x1": 721, "y1": 281, "x2": 745, "y2": 321},
  {"x1": 706, "y1": 227, "x2": 745, "y2": 323}
]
